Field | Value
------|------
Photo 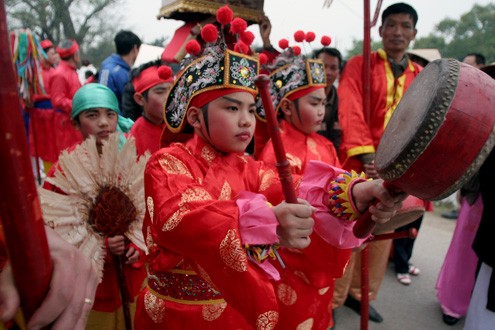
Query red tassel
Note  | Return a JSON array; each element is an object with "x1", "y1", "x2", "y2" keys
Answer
[
  {"x1": 278, "y1": 38, "x2": 289, "y2": 50},
  {"x1": 216, "y1": 5, "x2": 233, "y2": 25},
  {"x1": 305, "y1": 31, "x2": 316, "y2": 42},
  {"x1": 185, "y1": 40, "x2": 201, "y2": 56},
  {"x1": 321, "y1": 35, "x2": 332, "y2": 46},
  {"x1": 201, "y1": 24, "x2": 218, "y2": 43},
  {"x1": 294, "y1": 30, "x2": 305, "y2": 42}
]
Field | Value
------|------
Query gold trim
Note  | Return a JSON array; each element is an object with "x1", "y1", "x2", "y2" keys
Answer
[
  {"x1": 147, "y1": 286, "x2": 226, "y2": 305},
  {"x1": 158, "y1": 0, "x2": 264, "y2": 22},
  {"x1": 347, "y1": 145, "x2": 375, "y2": 158}
]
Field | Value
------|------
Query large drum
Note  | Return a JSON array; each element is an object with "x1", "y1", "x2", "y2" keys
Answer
[{"x1": 376, "y1": 58, "x2": 495, "y2": 200}]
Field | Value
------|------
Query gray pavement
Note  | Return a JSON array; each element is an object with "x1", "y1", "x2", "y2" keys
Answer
[{"x1": 334, "y1": 211, "x2": 466, "y2": 330}]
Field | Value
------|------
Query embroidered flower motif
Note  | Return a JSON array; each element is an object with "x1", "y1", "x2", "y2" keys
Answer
[
  {"x1": 202, "y1": 302, "x2": 227, "y2": 321},
  {"x1": 219, "y1": 229, "x2": 248, "y2": 272},
  {"x1": 257, "y1": 311, "x2": 279, "y2": 330},
  {"x1": 277, "y1": 283, "x2": 297, "y2": 306},
  {"x1": 144, "y1": 290, "x2": 166, "y2": 323}
]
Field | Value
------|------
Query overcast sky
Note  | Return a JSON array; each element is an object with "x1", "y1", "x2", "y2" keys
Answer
[{"x1": 123, "y1": 0, "x2": 491, "y2": 57}]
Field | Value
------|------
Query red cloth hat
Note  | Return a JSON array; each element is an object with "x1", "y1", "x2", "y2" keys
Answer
[
  {"x1": 56, "y1": 40, "x2": 79, "y2": 58},
  {"x1": 133, "y1": 66, "x2": 173, "y2": 95},
  {"x1": 40, "y1": 39, "x2": 53, "y2": 50}
]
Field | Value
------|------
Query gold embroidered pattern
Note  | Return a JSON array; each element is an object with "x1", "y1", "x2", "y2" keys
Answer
[
  {"x1": 147, "y1": 196, "x2": 154, "y2": 222},
  {"x1": 144, "y1": 290, "x2": 166, "y2": 323},
  {"x1": 318, "y1": 287, "x2": 330, "y2": 295},
  {"x1": 158, "y1": 153, "x2": 193, "y2": 178},
  {"x1": 276, "y1": 283, "x2": 297, "y2": 306},
  {"x1": 256, "y1": 311, "x2": 279, "y2": 330},
  {"x1": 202, "y1": 302, "x2": 227, "y2": 321},
  {"x1": 296, "y1": 318, "x2": 314, "y2": 330},
  {"x1": 259, "y1": 169, "x2": 277, "y2": 191},
  {"x1": 201, "y1": 145, "x2": 216, "y2": 163},
  {"x1": 219, "y1": 229, "x2": 248, "y2": 272},
  {"x1": 307, "y1": 137, "x2": 321, "y2": 160},
  {"x1": 163, "y1": 188, "x2": 213, "y2": 232},
  {"x1": 145, "y1": 226, "x2": 155, "y2": 248},
  {"x1": 294, "y1": 271, "x2": 310, "y2": 285},
  {"x1": 286, "y1": 153, "x2": 302, "y2": 172},
  {"x1": 218, "y1": 180, "x2": 232, "y2": 200}
]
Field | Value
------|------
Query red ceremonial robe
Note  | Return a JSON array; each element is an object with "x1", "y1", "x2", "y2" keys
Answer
[
  {"x1": 257, "y1": 120, "x2": 351, "y2": 329},
  {"x1": 129, "y1": 117, "x2": 164, "y2": 156},
  {"x1": 338, "y1": 48, "x2": 422, "y2": 171},
  {"x1": 49, "y1": 61, "x2": 83, "y2": 155},
  {"x1": 135, "y1": 133, "x2": 362, "y2": 329}
]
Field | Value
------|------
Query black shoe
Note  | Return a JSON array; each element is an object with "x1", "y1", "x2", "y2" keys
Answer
[
  {"x1": 343, "y1": 296, "x2": 383, "y2": 323},
  {"x1": 442, "y1": 313, "x2": 459, "y2": 325}
]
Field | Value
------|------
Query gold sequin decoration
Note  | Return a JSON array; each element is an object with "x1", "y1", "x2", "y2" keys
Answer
[
  {"x1": 218, "y1": 180, "x2": 232, "y2": 200},
  {"x1": 276, "y1": 283, "x2": 297, "y2": 306},
  {"x1": 219, "y1": 229, "x2": 248, "y2": 272},
  {"x1": 186, "y1": 75, "x2": 193, "y2": 85},
  {"x1": 202, "y1": 302, "x2": 227, "y2": 321},
  {"x1": 275, "y1": 80, "x2": 283, "y2": 88},
  {"x1": 256, "y1": 311, "x2": 279, "y2": 330},
  {"x1": 286, "y1": 153, "x2": 302, "y2": 172},
  {"x1": 307, "y1": 137, "x2": 321, "y2": 160},
  {"x1": 259, "y1": 169, "x2": 277, "y2": 191},
  {"x1": 163, "y1": 188, "x2": 212, "y2": 232},
  {"x1": 201, "y1": 145, "x2": 216, "y2": 163},
  {"x1": 158, "y1": 153, "x2": 193, "y2": 179},
  {"x1": 147, "y1": 196, "x2": 154, "y2": 222},
  {"x1": 319, "y1": 287, "x2": 330, "y2": 295},
  {"x1": 144, "y1": 290, "x2": 166, "y2": 323},
  {"x1": 296, "y1": 318, "x2": 314, "y2": 330}
]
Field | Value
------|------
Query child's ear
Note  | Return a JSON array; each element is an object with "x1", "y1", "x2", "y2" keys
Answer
[
  {"x1": 186, "y1": 106, "x2": 203, "y2": 128},
  {"x1": 71, "y1": 118, "x2": 80, "y2": 130},
  {"x1": 133, "y1": 93, "x2": 145, "y2": 106},
  {"x1": 280, "y1": 98, "x2": 294, "y2": 117}
]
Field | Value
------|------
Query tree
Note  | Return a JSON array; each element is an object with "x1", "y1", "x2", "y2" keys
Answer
[
  {"x1": 345, "y1": 38, "x2": 382, "y2": 59},
  {"x1": 6, "y1": 0, "x2": 124, "y2": 63}
]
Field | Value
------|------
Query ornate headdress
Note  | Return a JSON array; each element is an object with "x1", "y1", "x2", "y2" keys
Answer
[
  {"x1": 255, "y1": 32, "x2": 332, "y2": 121},
  {"x1": 163, "y1": 5, "x2": 260, "y2": 139}
]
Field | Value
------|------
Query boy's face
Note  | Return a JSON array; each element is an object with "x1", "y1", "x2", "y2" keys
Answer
[
  {"x1": 282, "y1": 88, "x2": 326, "y2": 135},
  {"x1": 191, "y1": 92, "x2": 256, "y2": 154},
  {"x1": 379, "y1": 13, "x2": 417, "y2": 54},
  {"x1": 74, "y1": 108, "x2": 118, "y2": 145},
  {"x1": 142, "y1": 82, "x2": 172, "y2": 125},
  {"x1": 317, "y1": 53, "x2": 340, "y2": 87}
]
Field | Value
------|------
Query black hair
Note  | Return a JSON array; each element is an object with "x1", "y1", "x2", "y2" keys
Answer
[
  {"x1": 313, "y1": 47, "x2": 343, "y2": 70},
  {"x1": 114, "y1": 30, "x2": 142, "y2": 55},
  {"x1": 382, "y1": 3, "x2": 418, "y2": 27},
  {"x1": 466, "y1": 53, "x2": 486, "y2": 66}
]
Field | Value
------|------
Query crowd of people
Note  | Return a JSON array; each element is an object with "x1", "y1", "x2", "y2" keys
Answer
[{"x1": 1, "y1": 1, "x2": 494, "y2": 329}]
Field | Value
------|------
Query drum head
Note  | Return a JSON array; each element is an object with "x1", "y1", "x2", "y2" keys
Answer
[{"x1": 376, "y1": 59, "x2": 495, "y2": 200}]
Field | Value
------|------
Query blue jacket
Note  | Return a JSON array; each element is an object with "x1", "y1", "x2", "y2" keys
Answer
[{"x1": 98, "y1": 54, "x2": 130, "y2": 110}]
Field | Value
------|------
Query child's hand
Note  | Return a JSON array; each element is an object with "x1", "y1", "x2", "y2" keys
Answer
[
  {"x1": 363, "y1": 161, "x2": 379, "y2": 179},
  {"x1": 352, "y1": 179, "x2": 407, "y2": 224},
  {"x1": 107, "y1": 235, "x2": 125, "y2": 255},
  {"x1": 273, "y1": 199, "x2": 315, "y2": 249},
  {"x1": 125, "y1": 247, "x2": 140, "y2": 265}
]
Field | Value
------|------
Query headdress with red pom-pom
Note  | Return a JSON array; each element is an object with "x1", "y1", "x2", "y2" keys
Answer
[
  {"x1": 163, "y1": 5, "x2": 260, "y2": 141},
  {"x1": 132, "y1": 63, "x2": 174, "y2": 95}
]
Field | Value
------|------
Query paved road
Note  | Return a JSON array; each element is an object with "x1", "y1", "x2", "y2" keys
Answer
[{"x1": 333, "y1": 211, "x2": 466, "y2": 330}]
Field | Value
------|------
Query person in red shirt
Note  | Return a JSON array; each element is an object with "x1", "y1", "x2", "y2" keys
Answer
[
  {"x1": 50, "y1": 39, "x2": 83, "y2": 157},
  {"x1": 129, "y1": 61, "x2": 173, "y2": 156}
]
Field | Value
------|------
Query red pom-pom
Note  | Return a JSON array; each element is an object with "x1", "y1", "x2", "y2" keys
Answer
[
  {"x1": 321, "y1": 35, "x2": 332, "y2": 46},
  {"x1": 216, "y1": 5, "x2": 233, "y2": 25},
  {"x1": 294, "y1": 30, "x2": 305, "y2": 42},
  {"x1": 239, "y1": 30, "x2": 255, "y2": 46},
  {"x1": 201, "y1": 24, "x2": 218, "y2": 43},
  {"x1": 305, "y1": 31, "x2": 316, "y2": 42},
  {"x1": 230, "y1": 17, "x2": 248, "y2": 34},
  {"x1": 234, "y1": 41, "x2": 249, "y2": 54},
  {"x1": 185, "y1": 40, "x2": 201, "y2": 56},
  {"x1": 259, "y1": 53, "x2": 268, "y2": 65},
  {"x1": 292, "y1": 45, "x2": 301, "y2": 56},
  {"x1": 278, "y1": 38, "x2": 289, "y2": 49},
  {"x1": 157, "y1": 66, "x2": 173, "y2": 81}
]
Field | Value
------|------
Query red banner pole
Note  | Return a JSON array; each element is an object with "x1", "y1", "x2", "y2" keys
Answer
[{"x1": 0, "y1": 0, "x2": 53, "y2": 322}]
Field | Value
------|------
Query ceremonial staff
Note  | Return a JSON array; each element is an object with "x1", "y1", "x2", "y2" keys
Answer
[{"x1": 0, "y1": 0, "x2": 53, "y2": 322}]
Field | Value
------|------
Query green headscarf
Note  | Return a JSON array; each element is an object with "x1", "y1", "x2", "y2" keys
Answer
[{"x1": 72, "y1": 83, "x2": 134, "y2": 148}]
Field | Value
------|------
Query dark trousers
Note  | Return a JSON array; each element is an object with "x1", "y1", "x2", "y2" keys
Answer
[{"x1": 393, "y1": 216, "x2": 423, "y2": 273}]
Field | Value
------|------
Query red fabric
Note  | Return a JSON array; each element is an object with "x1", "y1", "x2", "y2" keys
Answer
[
  {"x1": 132, "y1": 66, "x2": 172, "y2": 95},
  {"x1": 190, "y1": 88, "x2": 253, "y2": 109},
  {"x1": 29, "y1": 65, "x2": 58, "y2": 162},
  {"x1": 337, "y1": 49, "x2": 422, "y2": 171},
  {"x1": 42, "y1": 143, "x2": 147, "y2": 313},
  {"x1": 257, "y1": 120, "x2": 351, "y2": 329},
  {"x1": 161, "y1": 22, "x2": 197, "y2": 63},
  {"x1": 287, "y1": 86, "x2": 324, "y2": 102},
  {"x1": 56, "y1": 40, "x2": 79, "y2": 58},
  {"x1": 49, "y1": 61, "x2": 83, "y2": 154},
  {"x1": 129, "y1": 117, "x2": 165, "y2": 156},
  {"x1": 40, "y1": 39, "x2": 53, "y2": 50}
]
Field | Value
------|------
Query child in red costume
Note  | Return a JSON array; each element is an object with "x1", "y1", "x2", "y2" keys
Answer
[
  {"x1": 129, "y1": 60, "x2": 174, "y2": 156},
  {"x1": 135, "y1": 6, "x2": 406, "y2": 329}
]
